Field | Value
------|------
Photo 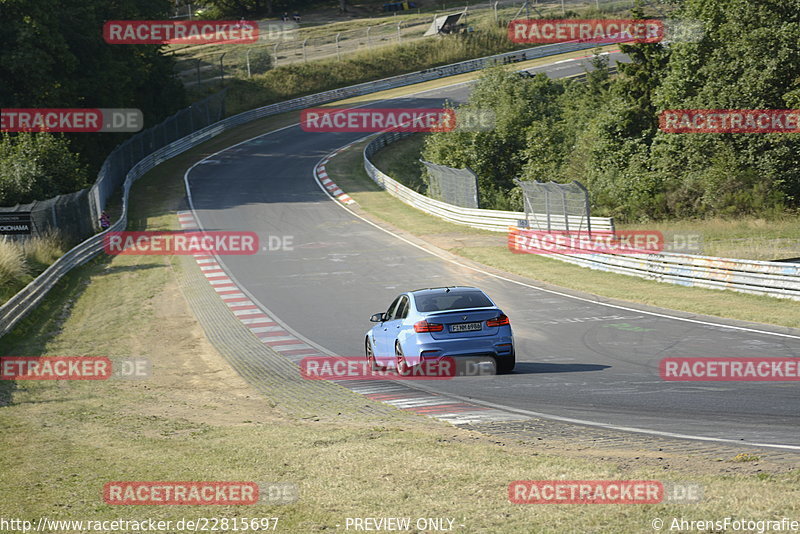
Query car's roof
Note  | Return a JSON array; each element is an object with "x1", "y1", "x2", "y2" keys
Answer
[{"x1": 408, "y1": 286, "x2": 482, "y2": 296}]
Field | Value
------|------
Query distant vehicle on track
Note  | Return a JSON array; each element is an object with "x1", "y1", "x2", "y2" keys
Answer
[{"x1": 365, "y1": 286, "x2": 515, "y2": 374}]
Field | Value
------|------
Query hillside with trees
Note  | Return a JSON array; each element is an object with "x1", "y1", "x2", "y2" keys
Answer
[
  {"x1": 0, "y1": 0, "x2": 185, "y2": 205},
  {"x1": 421, "y1": 0, "x2": 800, "y2": 221}
]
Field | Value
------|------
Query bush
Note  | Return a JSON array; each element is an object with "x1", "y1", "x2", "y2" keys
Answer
[{"x1": 0, "y1": 133, "x2": 89, "y2": 206}]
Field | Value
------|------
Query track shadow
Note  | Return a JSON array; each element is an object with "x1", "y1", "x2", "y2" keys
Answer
[
  {"x1": 510, "y1": 362, "x2": 611, "y2": 375},
  {"x1": 0, "y1": 379, "x2": 15, "y2": 407},
  {"x1": 100, "y1": 263, "x2": 163, "y2": 275}
]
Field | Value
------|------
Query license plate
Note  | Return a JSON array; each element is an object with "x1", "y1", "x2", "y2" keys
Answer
[{"x1": 450, "y1": 322, "x2": 482, "y2": 333}]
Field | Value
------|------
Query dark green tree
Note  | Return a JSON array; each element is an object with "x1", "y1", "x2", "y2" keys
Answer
[
  {"x1": 0, "y1": 0, "x2": 186, "y2": 173},
  {"x1": 0, "y1": 133, "x2": 89, "y2": 205}
]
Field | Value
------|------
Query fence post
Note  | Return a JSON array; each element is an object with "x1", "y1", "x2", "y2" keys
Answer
[
  {"x1": 397, "y1": 23, "x2": 402, "y2": 43},
  {"x1": 195, "y1": 59, "x2": 201, "y2": 85},
  {"x1": 574, "y1": 180, "x2": 591, "y2": 236},
  {"x1": 366, "y1": 26, "x2": 371, "y2": 47},
  {"x1": 544, "y1": 188, "x2": 551, "y2": 232},
  {"x1": 246, "y1": 48, "x2": 252, "y2": 78},
  {"x1": 303, "y1": 39, "x2": 308, "y2": 62},
  {"x1": 273, "y1": 42, "x2": 279, "y2": 67},
  {"x1": 219, "y1": 53, "x2": 226, "y2": 87},
  {"x1": 336, "y1": 32, "x2": 341, "y2": 61}
]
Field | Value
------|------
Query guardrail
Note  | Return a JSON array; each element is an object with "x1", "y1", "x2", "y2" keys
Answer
[
  {"x1": 363, "y1": 130, "x2": 615, "y2": 232},
  {"x1": 0, "y1": 40, "x2": 601, "y2": 339},
  {"x1": 364, "y1": 132, "x2": 800, "y2": 302},
  {"x1": 508, "y1": 228, "x2": 800, "y2": 301}
]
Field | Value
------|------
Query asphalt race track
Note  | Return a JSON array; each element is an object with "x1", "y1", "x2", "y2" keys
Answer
[{"x1": 185, "y1": 52, "x2": 800, "y2": 449}]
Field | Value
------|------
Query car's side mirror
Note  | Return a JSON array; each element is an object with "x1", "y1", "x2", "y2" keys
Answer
[{"x1": 370, "y1": 313, "x2": 385, "y2": 323}]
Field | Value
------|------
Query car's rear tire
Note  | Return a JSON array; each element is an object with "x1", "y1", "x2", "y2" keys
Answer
[
  {"x1": 395, "y1": 341, "x2": 411, "y2": 375},
  {"x1": 496, "y1": 350, "x2": 515, "y2": 374},
  {"x1": 366, "y1": 337, "x2": 384, "y2": 371}
]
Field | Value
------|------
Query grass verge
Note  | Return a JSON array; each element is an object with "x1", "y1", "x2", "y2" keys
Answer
[
  {"x1": 328, "y1": 138, "x2": 800, "y2": 329},
  {"x1": 0, "y1": 231, "x2": 65, "y2": 305}
]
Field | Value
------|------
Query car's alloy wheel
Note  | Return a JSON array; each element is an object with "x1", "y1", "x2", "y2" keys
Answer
[
  {"x1": 395, "y1": 342, "x2": 410, "y2": 375},
  {"x1": 366, "y1": 338, "x2": 383, "y2": 371}
]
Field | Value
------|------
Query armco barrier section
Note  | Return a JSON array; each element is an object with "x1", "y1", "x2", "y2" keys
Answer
[
  {"x1": 0, "y1": 41, "x2": 601, "y2": 338},
  {"x1": 366, "y1": 135, "x2": 800, "y2": 301},
  {"x1": 507, "y1": 228, "x2": 800, "y2": 301},
  {"x1": 542, "y1": 244, "x2": 800, "y2": 301},
  {"x1": 363, "y1": 130, "x2": 615, "y2": 233}
]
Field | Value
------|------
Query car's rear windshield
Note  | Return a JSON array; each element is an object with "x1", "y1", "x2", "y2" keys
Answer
[{"x1": 413, "y1": 290, "x2": 493, "y2": 312}]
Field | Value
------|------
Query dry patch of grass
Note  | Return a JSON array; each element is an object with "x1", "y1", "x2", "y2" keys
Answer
[
  {"x1": 0, "y1": 231, "x2": 65, "y2": 303},
  {"x1": 618, "y1": 218, "x2": 800, "y2": 261}
]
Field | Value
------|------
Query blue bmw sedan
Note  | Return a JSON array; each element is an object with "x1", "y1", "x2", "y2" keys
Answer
[{"x1": 365, "y1": 286, "x2": 515, "y2": 374}]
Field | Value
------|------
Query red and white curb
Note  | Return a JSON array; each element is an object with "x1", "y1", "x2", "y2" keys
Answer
[
  {"x1": 346, "y1": 383, "x2": 528, "y2": 424},
  {"x1": 314, "y1": 148, "x2": 355, "y2": 205},
  {"x1": 176, "y1": 210, "x2": 319, "y2": 358},
  {"x1": 176, "y1": 210, "x2": 526, "y2": 425}
]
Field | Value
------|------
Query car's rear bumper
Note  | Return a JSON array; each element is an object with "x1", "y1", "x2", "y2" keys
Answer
[{"x1": 406, "y1": 335, "x2": 514, "y2": 365}]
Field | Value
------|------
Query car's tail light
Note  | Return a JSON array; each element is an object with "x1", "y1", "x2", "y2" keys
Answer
[
  {"x1": 486, "y1": 315, "x2": 510, "y2": 327},
  {"x1": 414, "y1": 320, "x2": 444, "y2": 333}
]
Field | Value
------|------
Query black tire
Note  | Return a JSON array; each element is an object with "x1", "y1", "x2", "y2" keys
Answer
[
  {"x1": 395, "y1": 341, "x2": 411, "y2": 375},
  {"x1": 496, "y1": 350, "x2": 515, "y2": 374},
  {"x1": 366, "y1": 337, "x2": 384, "y2": 371}
]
